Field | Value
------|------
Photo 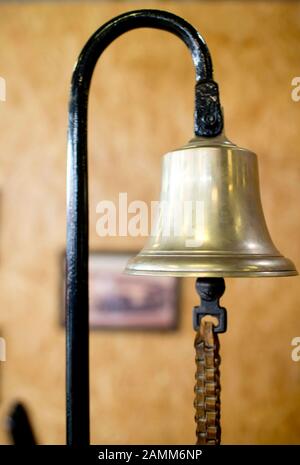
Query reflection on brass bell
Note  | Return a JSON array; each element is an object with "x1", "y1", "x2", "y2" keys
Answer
[{"x1": 125, "y1": 134, "x2": 297, "y2": 277}]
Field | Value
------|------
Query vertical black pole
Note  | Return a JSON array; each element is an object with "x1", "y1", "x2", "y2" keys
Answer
[
  {"x1": 66, "y1": 9, "x2": 222, "y2": 446},
  {"x1": 66, "y1": 71, "x2": 90, "y2": 444}
]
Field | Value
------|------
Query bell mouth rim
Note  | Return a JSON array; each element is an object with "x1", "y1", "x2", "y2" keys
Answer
[
  {"x1": 125, "y1": 269, "x2": 298, "y2": 278},
  {"x1": 125, "y1": 253, "x2": 298, "y2": 278}
]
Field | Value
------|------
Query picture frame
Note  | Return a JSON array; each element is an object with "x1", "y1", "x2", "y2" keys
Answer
[{"x1": 61, "y1": 251, "x2": 179, "y2": 331}]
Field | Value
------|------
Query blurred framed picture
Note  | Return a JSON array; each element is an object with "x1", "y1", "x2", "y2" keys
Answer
[{"x1": 62, "y1": 251, "x2": 179, "y2": 330}]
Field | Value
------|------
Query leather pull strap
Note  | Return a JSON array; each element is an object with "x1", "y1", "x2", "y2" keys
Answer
[{"x1": 194, "y1": 321, "x2": 221, "y2": 445}]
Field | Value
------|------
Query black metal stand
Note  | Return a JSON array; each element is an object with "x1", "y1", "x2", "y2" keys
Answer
[{"x1": 66, "y1": 9, "x2": 223, "y2": 445}]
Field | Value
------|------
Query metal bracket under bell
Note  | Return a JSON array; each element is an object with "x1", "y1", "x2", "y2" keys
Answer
[{"x1": 193, "y1": 277, "x2": 227, "y2": 333}]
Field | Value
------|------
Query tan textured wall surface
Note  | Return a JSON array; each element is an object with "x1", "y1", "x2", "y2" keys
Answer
[{"x1": 0, "y1": 1, "x2": 299, "y2": 445}]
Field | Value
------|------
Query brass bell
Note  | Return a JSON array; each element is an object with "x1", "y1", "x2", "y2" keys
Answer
[{"x1": 125, "y1": 134, "x2": 297, "y2": 277}]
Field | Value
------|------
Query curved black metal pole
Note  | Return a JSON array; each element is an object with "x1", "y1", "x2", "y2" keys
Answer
[{"x1": 66, "y1": 9, "x2": 223, "y2": 446}]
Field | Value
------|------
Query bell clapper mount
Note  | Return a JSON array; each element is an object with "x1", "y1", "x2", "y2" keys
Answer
[{"x1": 193, "y1": 278, "x2": 227, "y2": 445}]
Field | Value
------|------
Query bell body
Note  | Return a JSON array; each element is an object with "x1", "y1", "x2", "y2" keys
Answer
[{"x1": 125, "y1": 135, "x2": 297, "y2": 277}]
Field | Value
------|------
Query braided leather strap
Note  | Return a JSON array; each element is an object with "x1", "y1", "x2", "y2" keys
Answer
[{"x1": 194, "y1": 321, "x2": 221, "y2": 445}]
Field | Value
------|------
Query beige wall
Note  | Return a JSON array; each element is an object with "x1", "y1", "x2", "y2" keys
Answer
[{"x1": 0, "y1": 1, "x2": 299, "y2": 444}]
